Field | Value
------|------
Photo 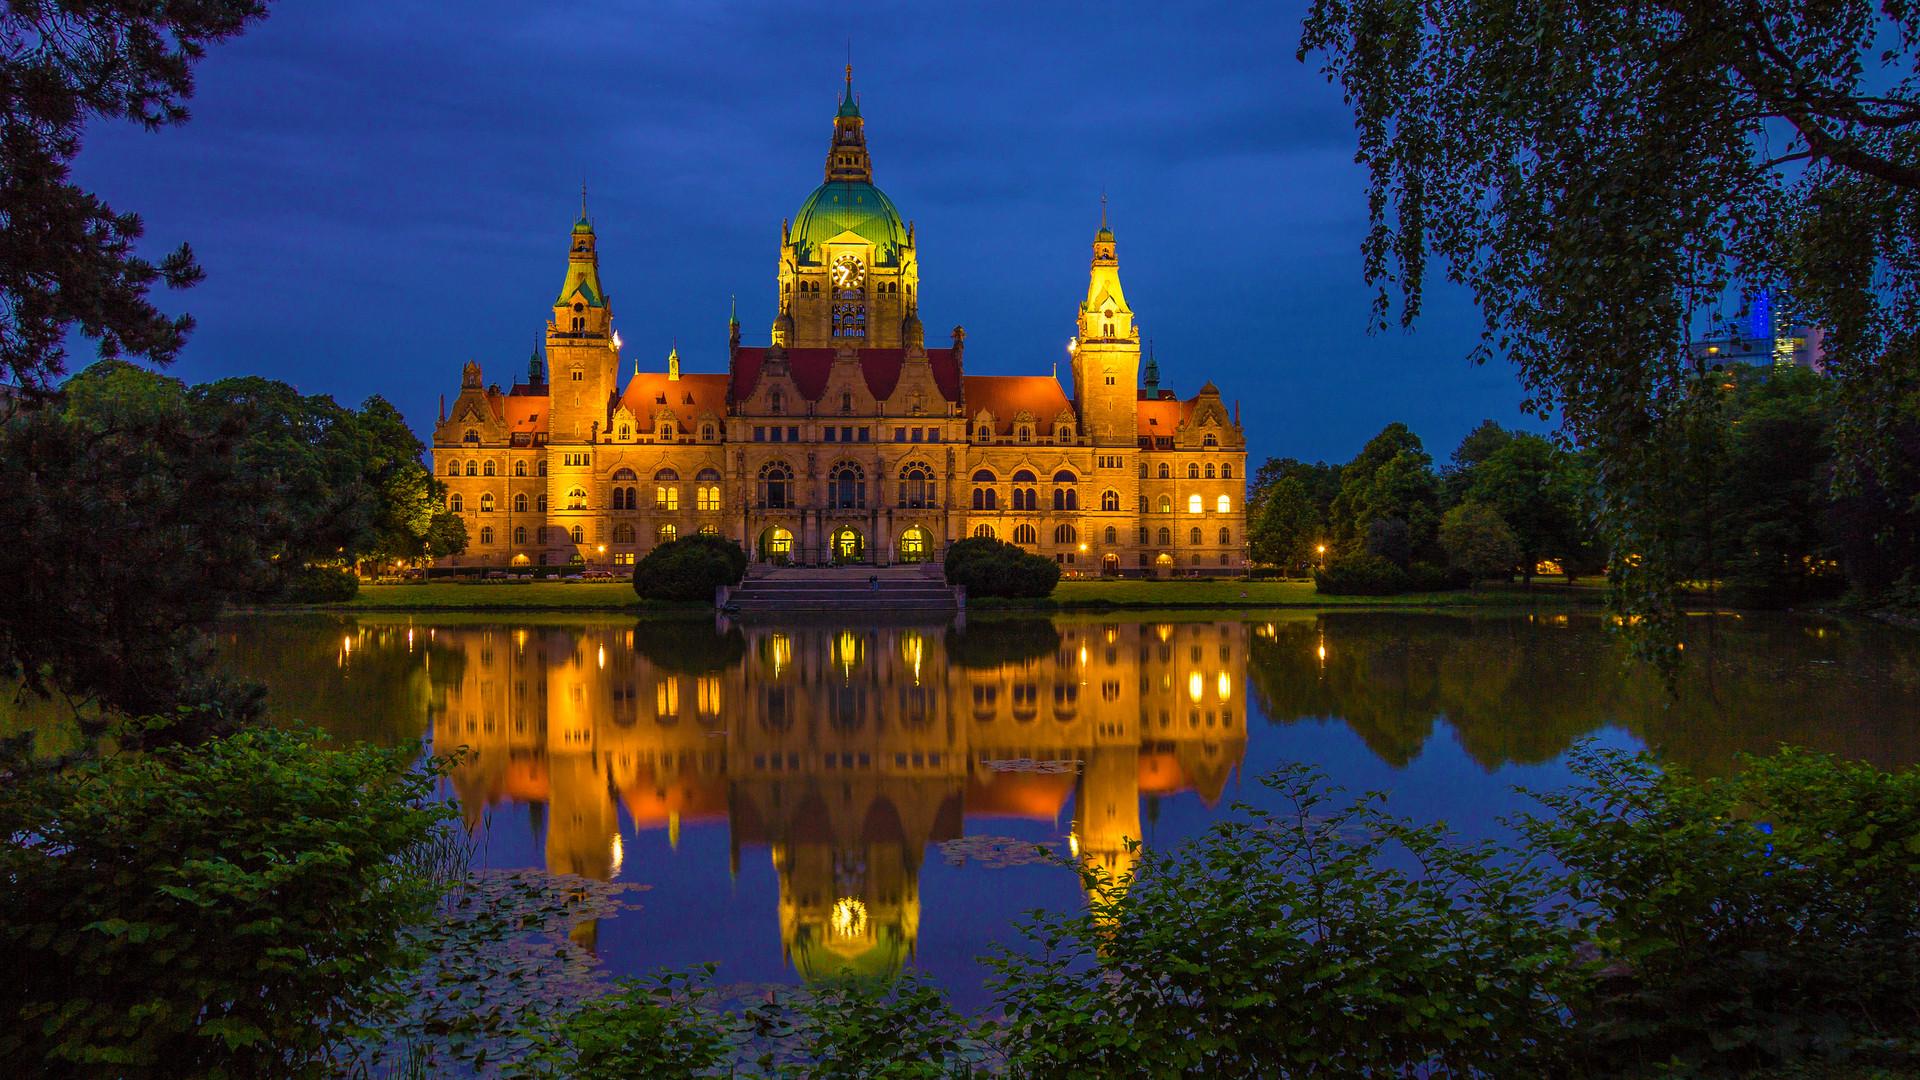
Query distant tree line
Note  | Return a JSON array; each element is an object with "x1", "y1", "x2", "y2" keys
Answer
[{"x1": 1245, "y1": 365, "x2": 1920, "y2": 608}]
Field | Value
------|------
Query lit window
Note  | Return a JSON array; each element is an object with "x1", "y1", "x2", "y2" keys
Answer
[
  {"x1": 479, "y1": 493, "x2": 495, "y2": 513},
  {"x1": 1188, "y1": 494, "x2": 1203, "y2": 513},
  {"x1": 1218, "y1": 495, "x2": 1231, "y2": 514},
  {"x1": 1157, "y1": 495, "x2": 1172, "y2": 513},
  {"x1": 656, "y1": 487, "x2": 679, "y2": 510},
  {"x1": 658, "y1": 524, "x2": 678, "y2": 544}
]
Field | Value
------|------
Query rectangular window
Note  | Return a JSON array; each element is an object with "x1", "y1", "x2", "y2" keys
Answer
[
  {"x1": 927, "y1": 429, "x2": 939, "y2": 443},
  {"x1": 824, "y1": 427, "x2": 837, "y2": 442},
  {"x1": 911, "y1": 427, "x2": 923, "y2": 442},
  {"x1": 841, "y1": 426, "x2": 853, "y2": 441},
  {"x1": 894, "y1": 427, "x2": 906, "y2": 442},
  {"x1": 858, "y1": 427, "x2": 869, "y2": 442},
  {"x1": 754, "y1": 426, "x2": 765, "y2": 442},
  {"x1": 774, "y1": 427, "x2": 786, "y2": 442},
  {"x1": 787, "y1": 426, "x2": 799, "y2": 442}
]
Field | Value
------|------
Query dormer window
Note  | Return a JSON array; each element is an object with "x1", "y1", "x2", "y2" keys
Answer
[
  {"x1": 571, "y1": 370, "x2": 583, "y2": 382},
  {"x1": 618, "y1": 425, "x2": 630, "y2": 439},
  {"x1": 1204, "y1": 433, "x2": 1219, "y2": 447},
  {"x1": 1018, "y1": 426, "x2": 1031, "y2": 443},
  {"x1": 463, "y1": 430, "x2": 479, "y2": 444}
]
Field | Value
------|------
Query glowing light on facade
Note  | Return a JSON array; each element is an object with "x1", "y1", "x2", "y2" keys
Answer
[
  {"x1": 656, "y1": 678, "x2": 678, "y2": 717},
  {"x1": 1188, "y1": 672, "x2": 1203, "y2": 702},
  {"x1": 610, "y1": 834, "x2": 624, "y2": 878},
  {"x1": 1217, "y1": 673, "x2": 1232, "y2": 701}
]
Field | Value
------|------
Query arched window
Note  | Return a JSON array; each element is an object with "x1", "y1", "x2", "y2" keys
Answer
[
  {"x1": 537, "y1": 459, "x2": 548, "y2": 477},
  {"x1": 1219, "y1": 527, "x2": 1231, "y2": 544},
  {"x1": 1053, "y1": 470, "x2": 1078, "y2": 484},
  {"x1": 696, "y1": 467, "x2": 721, "y2": 482},
  {"x1": 569, "y1": 525, "x2": 584, "y2": 544},
  {"x1": 463, "y1": 429, "x2": 479, "y2": 444},
  {"x1": 1204, "y1": 432, "x2": 1219, "y2": 447},
  {"x1": 656, "y1": 486, "x2": 679, "y2": 510},
  {"x1": 1188, "y1": 463, "x2": 1201, "y2": 479},
  {"x1": 514, "y1": 526, "x2": 527, "y2": 544},
  {"x1": 613, "y1": 522, "x2": 635, "y2": 543},
  {"x1": 658, "y1": 524, "x2": 678, "y2": 544},
  {"x1": 769, "y1": 390, "x2": 784, "y2": 415},
  {"x1": 514, "y1": 460, "x2": 526, "y2": 477},
  {"x1": 480, "y1": 526, "x2": 494, "y2": 545},
  {"x1": 841, "y1": 391, "x2": 854, "y2": 414},
  {"x1": 654, "y1": 468, "x2": 679, "y2": 481},
  {"x1": 613, "y1": 468, "x2": 638, "y2": 481},
  {"x1": 972, "y1": 469, "x2": 997, "y2": 483},
  {"x1": 1157, "y1": 526, "x2": 1172, "y2": 545},
  {"x1": 1157, "y1": 495, "x2": 1172, "y2": 513},
  {"x1": 831, "y1": 462, "x2": 866, "y2": 509},
  {"x1": 567, "y1": 487, "x2": 587, "y2": 510},
  {"x1": 1104, "y1": 525, "x2": 1118, "y2": 543},
  {"x1": 449, "y1": 493, "x2": 464, "y2": 513},
  {"x1": 465, "y1": 461, "x2": 478, "y2": 476},
  {"x1": 1054, "y1": 524, "x2": 1076, "y2": 544},
  {"x1": 1138, "y1": 462, "x2": 1149, "y2": 478},
  {"x1": 1013, "y1": 470, "x2": 1037, "y2": 483},
  {"x1": 513, "y1": 493, "x2": 528, "y2": 513},
  {"x1": 536, "y1": 494, "x2": 548, "y2": 512},
  {"x1": 446, "y1": 460, "x2": 460, "y2": 476},
  {"x1": 1190, "y1": 527, "x2": 1203, "y2": 545},
  {"x1": 757, "y1": 461, "x2": 792, "y2": 509},
  {"x1": 1205, "y1": 463, "x2": 1216, "y2": 479},
  {"x1": 898, "y1": 464, "x2": 932, "y2": 508},
  {"x1": 1218, "y1": 495, "x2": 1232, "y2": 514},
  {"x1": 1188, "y1": 494, "x2": 1204, "y2": 513},
  {"x1": 973, "y1": 524, "x2": 995, "y2": 539},
  {"x1": 972, "y1": 488, "x2": 997, "y2": 511},
  {"x1": 483, "y1": 460, "x2": 496, "y2": 477},
  {"x1": 697, "y1": 485, "x2": 722, "y2": 511},
  {"x1": 1158, "y1": 462, "x2": 1171, "y2": 479},
  {"x1": 536, "y1": 526, "x2": 548, "y2": 544},
  {"x1": 1101, "y1": 489, "x2": 1120, "y2": 512},
  {"x1": 699, "y1": 524, "x2": 718, "y2": 536},
  {"x1": 1013, "y1": 524, "x2": 1037, "y2": 545}
]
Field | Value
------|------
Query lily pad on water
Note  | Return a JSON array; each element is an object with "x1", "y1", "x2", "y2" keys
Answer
[{"x1": 938, "y1": 835, "x2": 1064, "y2": 868}]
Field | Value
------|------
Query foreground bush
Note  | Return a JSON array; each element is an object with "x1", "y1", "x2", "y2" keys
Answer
[
  {"x1": 632, "y1": 534, "x2": 747, "y2": 602},
  {"x1": 943, "y1": 536, "x2": 1060, "y2": 599},
  {"x1": 0, "y1": 721, "x2": 449, "y2": 1079}
]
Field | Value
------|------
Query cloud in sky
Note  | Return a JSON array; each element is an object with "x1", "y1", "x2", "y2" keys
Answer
[{"x1": 68, "y1": 0, "x2": 1541, "y2": 465}]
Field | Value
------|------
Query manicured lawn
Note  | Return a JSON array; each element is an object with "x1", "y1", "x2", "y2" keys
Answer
[
  {"x1": 336, "y1": 582, "x2": 659, "y2": 610},
  {"x1": 987, "y1": 578, "x2": 1603, "y2": 609}
]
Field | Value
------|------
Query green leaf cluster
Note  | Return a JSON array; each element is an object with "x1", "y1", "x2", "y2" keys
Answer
[
  {"x1": 0, "y1": 721, "x2": 452, "y2": 1079},
  {"x1": 943, "y1": 537, "x2": 1061, "y2": 599},
  {"x1": 632, "y1": 533, "x2": 748, "y2": 602}
]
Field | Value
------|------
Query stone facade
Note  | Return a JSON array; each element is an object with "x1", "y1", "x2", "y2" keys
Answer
[{"x1": 431, "y1": 70, "x2": 1246, "y2": 576}]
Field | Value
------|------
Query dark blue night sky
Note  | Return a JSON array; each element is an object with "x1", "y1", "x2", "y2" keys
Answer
[{"x1": 71, "y1": 0, "x2": 1538, "y2": 466}]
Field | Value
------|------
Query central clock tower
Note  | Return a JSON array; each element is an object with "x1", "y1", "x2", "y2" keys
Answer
[{"x1": 775, "y1": 66, "x2": 918, "y2": 349}]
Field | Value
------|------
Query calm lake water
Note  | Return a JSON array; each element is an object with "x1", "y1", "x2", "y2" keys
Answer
[{"x1": 216, "y1": 609, "x2": 1920, "y2": 1005}]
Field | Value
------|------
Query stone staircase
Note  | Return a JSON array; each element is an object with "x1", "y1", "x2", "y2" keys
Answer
[{"x1": 721, "y1": 563, "x2": 960, "y2": 614}]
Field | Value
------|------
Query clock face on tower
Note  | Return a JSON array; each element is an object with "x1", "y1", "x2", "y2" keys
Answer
[{"x1": 831, "y1": 254, "x2": 866, "y2": 290}]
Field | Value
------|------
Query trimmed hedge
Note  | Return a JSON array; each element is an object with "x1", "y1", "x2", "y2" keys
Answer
[
  {"x1": 284, "y1": 565, "x2": 358, "y2": 603},
  {"x1": 943, "y1": 536, "x2": 1061, "y2": 599},
  {"x1": 1316, "y1": 554, "x2": 1468, "y2": 596},
  {"x1": 632, "y1": 534, "x2": 748, "y2": 602}
]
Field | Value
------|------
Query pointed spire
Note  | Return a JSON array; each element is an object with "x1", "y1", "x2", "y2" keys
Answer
[
  {"x1": 574, "y1": 183, "x2": 592, "y2": 234},
  {"x1": 825, "y1": 63, "x2": 871, "y2": 182},
  {"x1": 528, "y1": 335, "x2": 544, "y2": 386},
  {"x1": 838, "y1": 58, "x2": 860, "y2": 118},
  {"x1": 668, "y1": 341, "x2": 680, "y2": 381},
  {"x1": 1143, "y1": 341, "x2": 1160, "y2": 390},
  {"x1": 728, "y1": 295, "x2": 739, "y2": 329}
]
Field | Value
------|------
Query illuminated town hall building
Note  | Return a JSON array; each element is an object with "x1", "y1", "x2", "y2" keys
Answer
[{"x1": 431, "y1": 71, "x2": 1246, "y2": 574}]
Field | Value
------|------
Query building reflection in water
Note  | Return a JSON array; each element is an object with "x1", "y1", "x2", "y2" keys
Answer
[{"x1": 430, "y1": 618, "x2": 1249, "y2": 981}]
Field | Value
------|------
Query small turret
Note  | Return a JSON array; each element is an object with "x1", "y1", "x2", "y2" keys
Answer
[
  {"x1": 462, "y1": 360, "x2": 483, "y2": 389},
  {"x1": 950, "y1": 326, "x2": 965, "y2": 369},
  {"x1": 728, "y1": 297, "x2": 741, "y2": 351},
  {"x1": 902, "y1": 307, "x2": 925, "y2": 354},
  {"x1": 1142, "y1": 342, "x2": 1159, "y2": 392},
  {"x1": 824, "y1": 64, "x2": 872, "y2": 183},
  {"x1": 771, "y1": 309, "x2": 795, "y2": 356},
  {"x1": 668, "y1": 344, "x2": 681, "y2": 382},
  {"x1": 527, "y1": 341, "x2": 544, "y2": 387}
]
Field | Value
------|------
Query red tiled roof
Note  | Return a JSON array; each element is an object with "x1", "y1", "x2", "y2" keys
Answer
[
  {"x1": 730, "y1": 347, "x2": 961, "y2": 405},
  {"x1": 1135, "y1": 395, "x2": 1187, "y2": 438},
  {"x1": 616, "y1": 372, "x2": 728, "y2": 435},
  {"x1": 963, "y1": 375, "x2": 1074, "y2": 434},
  {"x1": 503, "y1": 392, "x2": 547, "y2": 433}
]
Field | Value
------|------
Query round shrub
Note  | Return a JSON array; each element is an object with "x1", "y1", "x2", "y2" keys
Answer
[
  {"x1": 632, "y1": 534, "x2": 748, "y2": 602},
  {"x1": 1314, "y1": 552, "x2": 1408, "y2": 596},
  {"x1": 943, "y1": 537, "x2": 1060, "y2": 599},
  {"x1": 284, "y1": 565, "x2": 358, "y2": 603}
]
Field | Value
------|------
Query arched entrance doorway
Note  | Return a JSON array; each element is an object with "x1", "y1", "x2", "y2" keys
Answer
[
  {"x1": 1155, "y1": 552, "x2": 1174, "y2": 579},
  {"x1": 899, "y1": 526, "x2": 931, "y2": 563},
  {"x1": 831, "y1": 527, "x2": 865, "y2": 565},
  {"x1": 758, "y1": 527, "x2": 794, "y2": 565},
  {"x1": 1102, "y1": 554, "x2": 1119, "y2": 577}
]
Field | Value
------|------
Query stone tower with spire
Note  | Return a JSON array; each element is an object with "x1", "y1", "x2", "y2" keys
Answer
[
  {"x1": 1071, "y1": 208, "x2": 1142, "y2": 447},
  {"x1": 778, "y1": 65, "x2": 917, "y2": 349}
]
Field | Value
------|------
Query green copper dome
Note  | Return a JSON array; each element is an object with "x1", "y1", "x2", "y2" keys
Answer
[
  {"x1": 572, "y1": 214, "x2": 593, "y2": 235},
  {"x1": 792, "y1": 181, "x2": 907, "y2": 264}
]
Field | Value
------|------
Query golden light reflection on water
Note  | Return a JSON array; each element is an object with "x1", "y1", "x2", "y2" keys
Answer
[{"x1": 426, "y1": 618, "x2": 1250, "y2": 982}]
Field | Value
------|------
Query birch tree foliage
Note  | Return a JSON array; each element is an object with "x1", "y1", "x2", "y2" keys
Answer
[{"x1": 1299, "y1": 0, "x2": 1920, "y2": 647}]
